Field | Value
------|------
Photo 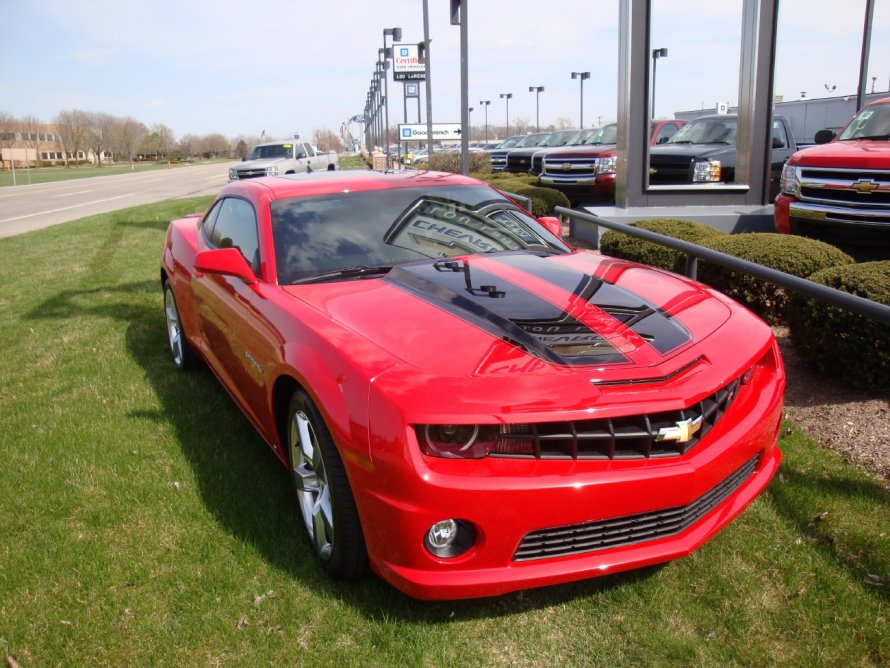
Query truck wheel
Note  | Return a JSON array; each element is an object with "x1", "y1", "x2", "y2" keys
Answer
[{"x1": 327, "y1": 164, "x2": 336, "y2": 171}]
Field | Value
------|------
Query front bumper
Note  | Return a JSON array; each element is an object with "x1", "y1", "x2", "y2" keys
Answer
[
  {"x1": 351, "y1": 343, "x2": 785, "y2": 600},
  {"x1": 774, "y1": 194, "x2": 890, "y2": 245}
]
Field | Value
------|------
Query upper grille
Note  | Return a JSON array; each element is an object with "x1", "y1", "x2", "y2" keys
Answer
[
  {"x1": 797, "y1": 166, "x2": 890, "y2": 212},
  {"x1": 233, "y1": 169, "x2": 266, "y2": 180},
  {"x1": 513, "y1": 454, "x2": 760, "y2": 561},
  {"x1": 490, "y1": 376, "x2": 743, "y2": 460},
  {"x1": 542, "y1": 157, "x2": 597, "y2": 178}
]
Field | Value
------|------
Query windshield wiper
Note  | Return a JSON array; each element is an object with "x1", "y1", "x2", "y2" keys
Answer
[
  {"x1": 668, "y1": 140, "x2": 694, "y2": 144},
  {"x1": 850, "y1": 134, "x2": 890, "y2": 141},
  {"x1": 293, "y1": 265, "x2": 394, "y2": 285}
]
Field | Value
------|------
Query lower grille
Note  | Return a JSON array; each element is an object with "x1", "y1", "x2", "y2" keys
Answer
[{"x1": 513, "y1": 454, "x2": 760, "y2": 561}]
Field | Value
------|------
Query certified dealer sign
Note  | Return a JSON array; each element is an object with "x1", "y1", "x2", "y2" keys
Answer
[
  {"x1": 393, "y1": 44, "x2": 425, "y2": 81},
  {"x1": 399, "y1": 124, "x2": 463, "y2": 141}
]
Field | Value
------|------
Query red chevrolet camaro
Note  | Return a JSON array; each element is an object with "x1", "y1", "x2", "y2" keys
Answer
[{"x1": 161, "y1": 170, "x2": 784, "y2": 600}]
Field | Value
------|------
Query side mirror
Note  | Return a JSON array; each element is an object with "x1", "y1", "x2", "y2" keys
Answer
[
  {"x1": 657, "y1": 136, "x2": 669, "y2": 144},
  {"x1": 814, "y1": 129, "x2": 836, "y2": 144},
  {"x1": 538, "y1": 216, "x2": 563, "y2": 238},
  {"x1": 772, "y1": 136, "x2": 785, "y2": 149},
  {"x1": 194, "y1": 248, "x2": 257, "y2": 285},
  {"x1": 241, "y1": 157, "x2": 247, "y2": 162}
]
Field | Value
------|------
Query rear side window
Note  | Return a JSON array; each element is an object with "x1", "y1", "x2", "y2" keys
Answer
[{"x1": 205, "y1": 197, "x2": 260, "y2": 274}]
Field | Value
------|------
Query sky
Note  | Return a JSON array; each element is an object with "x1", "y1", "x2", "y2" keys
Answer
[{"x1": 1, "y1": 0, "x2": 888, "y2": 143}]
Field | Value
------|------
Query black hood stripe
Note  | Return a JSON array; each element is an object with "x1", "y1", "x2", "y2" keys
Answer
[
  {"x1": 385, "y1": 258, "x2": 628, "y2": 366},
  {"x1": 486, "y1": 253, "x2": 692, "y2": 355}
]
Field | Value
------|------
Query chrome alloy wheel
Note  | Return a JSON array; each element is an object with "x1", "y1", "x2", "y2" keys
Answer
[
  {"x1": 164, "y1": 284, "x2": 186, "y2": 368},
  {"x1": 290, "y1": 410, "x2": 334, "y2": 561}
]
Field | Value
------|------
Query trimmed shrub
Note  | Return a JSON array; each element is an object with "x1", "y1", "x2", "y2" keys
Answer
[
  {"x1": 788, "y1": 261, "x2": 890, "y2": 391},
  {"x1": 599, "y1": 219, "x2": 725, "y2": 272},
  {"x1": 698, "y1": 233, "x2": 854, "y2": 324},
  {"x1": 427, "y1": 151, "x2": 491, "y2": 174}
]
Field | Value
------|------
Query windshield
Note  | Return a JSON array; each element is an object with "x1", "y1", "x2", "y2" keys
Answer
[
  {"x1": 581, "y1": 124, "x2": 618, "y2": 145},
  {"x1": 668, "y1": 118, "x2": 736, "y2": 144},
  {"x1": 270, "y1": 185, "x2": 569, "y2": 285},
  {"x1": 838, "y1": 103, "x2": 890, "y2": 141},
  {"x1": 249, "y1": 144, "x2": 293, "y2": 160},
  {"x1": 496, "y1": 137, "x2": 521, "y2": 149},
  {"x1": 515, "y1": 133, "x2": 549, "y2": 148},
  {"x1": 539, "y1": 130, "x2": 578, "y2": 147}
]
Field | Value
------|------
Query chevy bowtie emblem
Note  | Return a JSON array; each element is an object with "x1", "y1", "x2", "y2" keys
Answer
[
  {"x1": 655, "y1": 416, "x2": 703, "y2": 444},
  {"x1": 850, "y1": 179, "x2": 879, "y2": 193},
  {"x1": 561, "y1": 163, "x2": 571, "y2": 171}
]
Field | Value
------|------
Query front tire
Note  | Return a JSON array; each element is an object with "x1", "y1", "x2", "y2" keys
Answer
[
  {"x1": 163, "y1": 280, "x2": 195, "y2": 370},
  {"x1": 287, "y1": 390, "x2": 367, "y2": 579}
]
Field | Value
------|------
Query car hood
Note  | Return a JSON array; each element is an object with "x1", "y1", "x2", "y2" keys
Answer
[
  {"x1": 238, "y1": 158, "x2": 288, "y2": 169},
  {"x1": 284, "y1": 251, "x2": 734, "y2": 384},
  {"x1": 790, "y1": 139, "x2": 890, "y2": 167},
  {"x1": 650, "y1": 144, "x2": 736, "y2": 161},
  {"x1": 543, "y1": 144, "x2": 618, "y2": 159}
]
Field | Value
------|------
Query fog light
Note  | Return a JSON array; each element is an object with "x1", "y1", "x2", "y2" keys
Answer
[
  {"x1": 424, "y1": 519, "x2": 476, "y2": 558},
  {"x1": 428, "y1": 520, "x2": 458, "y2": 548}
]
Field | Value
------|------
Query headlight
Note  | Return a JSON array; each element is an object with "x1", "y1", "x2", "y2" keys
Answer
[
  {"x1": 596, "y1": 156, "x2": 617, "y2": 175},
  {"x1": 416, "y1": 424, "x2": 541, "y2": 459},
  {"x1": 228, "y1": 168, "x2": 237, "y2": 180},
  {"x1": 693, "y1": 160, "x2": 721, "y2": 182},
  {"x1": 780, "y1": 163, "x2": 801, "y2": 196},
  {"x1": 417, "y1": 424, "x2": 497, "y2": 459},
  {"x1": 265, "y1": 165, "x2": 279, "y2": 176}
]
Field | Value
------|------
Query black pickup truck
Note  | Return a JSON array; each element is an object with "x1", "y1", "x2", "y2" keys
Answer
[{"x1": 648, "y1": 114, "x2": 797, "y2": 200}]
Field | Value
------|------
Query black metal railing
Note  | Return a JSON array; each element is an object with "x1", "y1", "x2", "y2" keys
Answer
[{"x1": 556, "y1": 206, "x2": 890, "y2": 327}]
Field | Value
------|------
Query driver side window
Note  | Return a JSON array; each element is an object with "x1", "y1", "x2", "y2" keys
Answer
[{"x1": 205, "y1": 197, "x2": 260, "y2": 276}]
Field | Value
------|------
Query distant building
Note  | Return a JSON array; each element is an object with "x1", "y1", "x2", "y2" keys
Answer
[
  {"x1": 0, "y1": 122, "x2": 109, "y2": 169},
  {"x1": 674, "y1": 90, "x2": 889, "y2": 145}
]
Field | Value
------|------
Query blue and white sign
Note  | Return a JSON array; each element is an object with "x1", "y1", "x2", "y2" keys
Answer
[{"x1": 398, "y1": 123, "x2": 462, "y2": 142}]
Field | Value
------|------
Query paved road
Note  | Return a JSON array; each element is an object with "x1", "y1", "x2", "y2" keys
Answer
[{"x1": 0, "y1": 161, "x2": 236, "y2": 238}]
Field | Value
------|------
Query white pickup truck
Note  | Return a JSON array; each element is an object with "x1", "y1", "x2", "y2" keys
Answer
[{"x1": 228, "y1": 141, "x2": 338, "y2": 181}]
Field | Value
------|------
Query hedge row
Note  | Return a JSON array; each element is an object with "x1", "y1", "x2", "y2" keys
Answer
[
  {"x1": 474, "y1": 172, "x2": 570, "y2": 216},
  {"x1": 598, "y1": 218, "x2": 887, "y2": 389}
]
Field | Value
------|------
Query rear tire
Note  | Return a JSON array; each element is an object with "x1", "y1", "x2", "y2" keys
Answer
[
  {"x1": 163, "y1": 280, "x2": 195, "y2": 370},
  {"x1": 286, "y1": 390, "x2": 367, "y2": 579}
]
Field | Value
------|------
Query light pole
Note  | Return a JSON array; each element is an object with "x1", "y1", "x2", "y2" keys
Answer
[
  {"x1": 651, "y1": 48, "x2": 668, "y2": 118},
  {"x1": 571, "y1": 71, "x2": 590, "y2": 128},
  {"x1": 479, "y1": 100, "x2": 491, "y2": 142},
  {"x1": 500, "y1": 93, "x2": 512, "y2": 136},
  {"x1": 529, "y1": 86, "x2": 544, "y2": 132},
  {"x1": 382, "y1": 28, "x2": 402, "y2": 168}
]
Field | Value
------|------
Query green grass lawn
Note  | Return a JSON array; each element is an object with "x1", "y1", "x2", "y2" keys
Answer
[
  {"x1": 0, "y1": 160, "x2": 229, "y2": 187},
  {"x1": 0, "y1": 200, "x2": 887, "y2": 666}
]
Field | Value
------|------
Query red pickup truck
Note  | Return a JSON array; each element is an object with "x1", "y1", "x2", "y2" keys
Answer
[
  {"x1": 539, "y1": 120, "x2": 685, "y2": 202},
  {"x1": 774, "y1": 96, "x2": 890, "y2": 248}
]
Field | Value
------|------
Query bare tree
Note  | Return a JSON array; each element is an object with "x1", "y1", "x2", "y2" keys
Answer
[
  {"x1": 85, "y1": 111, "x2": 116, "y2": 166},
  {"x1": 179, "y1": 134, "x2": 200, "y2": 160},
  {"x1": 234, "y1": 139, "x2": 249, "y2": 159},
  {"x1": 312, "y1": 129, "x2": 343, "y2": 153},
  {"x1": 111, "y1": 116, "x2": 148, "y2": 167},
  {"x1": 0, "y1": 112, "x2": 17, "y2": 170},
  {"x1": 139, "y1": 124, "x2": 174, "y2": 162},
  {"x1": 55, "y1": 109, "x2": 91, "y2": 167},
  {"x1": 554, "y1": 117, "x2": 575, "y2": 130},
  {"x1": 201, "y1": 133, "x2": 230, "y2": 158},
  {"x1": 21, "y1": 114, "x2": 43, "y2": 167}
]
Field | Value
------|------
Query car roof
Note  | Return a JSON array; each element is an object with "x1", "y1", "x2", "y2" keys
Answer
[{"x1": 221, "y1": 170, "x2": 485, "y2": 200}]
